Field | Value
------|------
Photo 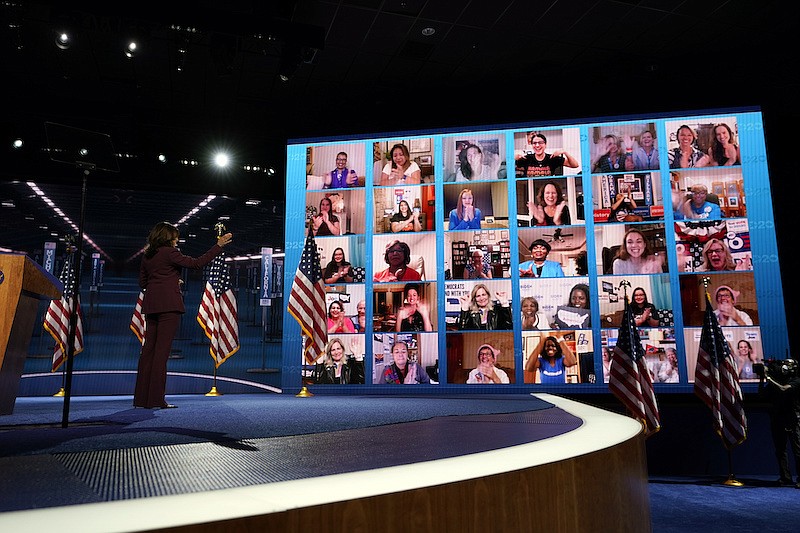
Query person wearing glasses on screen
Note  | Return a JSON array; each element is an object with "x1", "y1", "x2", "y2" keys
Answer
[
  {"x1": 373, "y1": 240, "x2": 421, "y2": 283},
  {"x1": 458, "y1": 283, "x2": 512, "y2": 330},
  {"x1": 467, "y1": 344, "x2": 509, "y2": 384},
  {"x1": 390, "y1": 199, "x2": 422, "y2": 233},
  {"x1": 463, "y1": 249, "x2": 493, "y2": 279},
  {"x1": 668, "y1": 125, "x2": 711, "y2": 169},
  {"x1": 515, "y1": 132, "x2": 580, "y2": 177},
  {"x1": 448, "y1": 187, "x2": 482, "y2": 230},
  {"x1": 325, "y1": 152, "x2": 358, "y2": 189},
  {"x1": 322, "y1": 247, "x2": 354, "y2": 284},
  {"x1": 707, "y1": 123, "x2": 741, "y2": 166},
  {"x1": 630, "y1": 287, "x2": 660, "y2": 327},
  {"x1": 678, "y1": 184, "x2": 722, "y2": 220},
  {"x1": 696, "y1": 238, "x2": 751, "y2": 272},
  {"x1": 713, "y1": 285, "x2": 753, "y2": 326},
  {"x1": 527, "y1": 181, "x2": 571, "y2": 226},
  {"x1": 380, "y1": 143, "x2": 421, "y2": 185}
]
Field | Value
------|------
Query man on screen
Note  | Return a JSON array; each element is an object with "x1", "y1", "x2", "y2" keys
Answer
[
  {"x1": 679, "y1": 184, "x2": 721, "y2": 220},
  {"x1": 519, "y1": 239, "x2": 564, "y2": 278},
  {"x1": 515, "y1": 132, "x2": 579, "y2": 177},
  {"x1": 325, "y1": 152, "x2": 358, "y2": 188}
]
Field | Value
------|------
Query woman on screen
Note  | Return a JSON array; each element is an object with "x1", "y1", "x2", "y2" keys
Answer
[
  {"x1": 327, "y1": 300, "x2": 356, "y2": 334},
  {"x1": 313, "y1": 338, "x2": 364, "y2": 384},
  {"x1": 455, "y1": 143, "x2": 497, "y2": 181},
  {"x1": 525, "y1": 335, "x2": 577, "y2": 384},
  {"x1": 630, "y1": 130, "x2": 660, "y2": 170},
  {"x1": 592, "y1": 134, "x2": 634, "y2": 173},
  {"x1": 373, "y1": 240, "x2": 422, "y2": 282},
  {"x1": 448, "y1": 188, "x2": 482, "y2": 230},
  {"x1": 466, "y1": 344, "x2": 509, "y2": 384},
  {"x1": 458, "y1": 283, "x2": 512, "y2": 330},
  {"x1": 395, "y1": 283, "x2": 433, "y2": 332},
  {"x1": 612, "y1": 228, "x2": 664, "y2": 274},
  {"x1": 736, "y1": 340, "x2": 760, "y2": 379},
  {"x1": 312, "y1": 197, "x2": 341, "y2": 237},
  {"x1": 696, "y1": 238, "x2": 750, "y2": 271},
  {"x1": 668, "y1": 125, "x2": 711, "y2": 169},
  {"x1": 552, "y1": 283, "x2": 591, "y2": 329},
  {"x1": 521, "y1": 296, "x2": 547, "y2": 330},
  {"x1": 322, "y1": 247, "x2": 354, "y2": 284},
  {"x1": 607, "y1": 183, "x2": 643, "y2": 223},
  {"x1": 630, "y1": 287, "x2": 660, "y2": 327},
  {"x1": 708, "y1": 123, "x2": 741, "y2": 166},
  {"x1": 713, "y1": 285, "x2": 753, "y2": 326},
  {"x1": 463, "y1": 249, "x2": 492, "y2": 279},
  {"x1": 380, "y1": 143, "x2": 421, "y2": 185},
  {"x1": 382, "y1": 341, "x2": 430, "y2": 384},
  {"x1": 527, "y1": 181, "x2": 571, "y2": 226},
  {"x1": 390, "y1": 200, "x2": 422, "y2": 233}
]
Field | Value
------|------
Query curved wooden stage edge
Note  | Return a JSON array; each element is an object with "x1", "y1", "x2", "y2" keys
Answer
[{"x1": 2, "y1": 394, "x2": 650, "y2": 533}]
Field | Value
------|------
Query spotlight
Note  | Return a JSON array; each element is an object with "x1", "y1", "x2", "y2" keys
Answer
[
  {"x1": 157, "y1": 154, "x2": 167, "y2": 163},
  {"x1": 55, "y1": 32, "x2": 71, "y2": 50},
  {"x1": 12, "y1": 138, "x2": 23, "y2": 149},
  {"x1": 125, "y1": 41, "x2": 137, "y2": 58},
  {"x1": 213, "y1": 153, "x2": 229, "y2": 168}
]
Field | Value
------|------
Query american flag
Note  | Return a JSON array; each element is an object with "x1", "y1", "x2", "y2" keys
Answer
[
  {"x1": 694, "y1": 292, "x2": 747, "y2": 447},
  {"x1": 609, "y1": 295, "x2": 660, "y2": 436},
  {"x1": 287, "y1": 227, "x2": 327, "y2": 364},
  {"x1": 43, "y1": 253, "x2": 84, "y2": 372},
  {"x1": 130, "y1": 291, "x2": 146, "y2": 346},
  {"x1": 196, "y1": 253, "x2": 239, "y2": 367}
]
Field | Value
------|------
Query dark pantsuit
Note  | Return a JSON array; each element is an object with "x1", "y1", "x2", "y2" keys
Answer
[{"x1": 134, "y1": 311, "x2": 181, "y2": 408}]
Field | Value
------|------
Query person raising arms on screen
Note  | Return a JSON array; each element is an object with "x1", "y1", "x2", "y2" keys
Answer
[
  {"x1": 627, "y1": 130, "x2": 660, "y2": 171},
  {"x1": 325, "y1": 151, "x2": 358, "y2": 189},
  {"x1": 448, "y1": 187, "x2": 482, "y2": 230},
  {"x1": 516, "y1": 132, "x2": 580, "y2": 177},
  {"x1": 679, "y1": 183, "x2": 722, "y2": 220},
  {"x1": 668, "y1": 125, "x2": 711, "y2": 169},
  {"x1": 380, "y1": 143, "x2": 421, "y2": 185},
  {"x1": 736, "y1": 339, "x2": 760, "y2": 380},
  {"x1": 458, "y1": 283, "x2": 512, "y2": 330},
  {"x1": 592, "y1": 134, "x2": 634, "y2": 173},
  {"x1": 382, "y1": 341, "x2": 430, "y2": 384},
  {"x1": 395, "y1": 283, "x2": 433, "y2": 332},
  {"x1": 696, "y1": 238, "x2": 751, "y2": 271},
  {"x1": 708, "y1": 123, "x2": 741, "y2": 166},
  {"x1": 612, "y1": 228, "x2": 664, "y2": 274},
  {"x1": 467, "y1": 344, "x2": 510, "y2": 384},
  {"x1": 373, "y1": 240, "x2": 422, "y2": 283},
  {"x1": 527, "y1": 180, "x2": 571, "y2": 226},
  {"x1": 525, "y1": 335, "x2": 577, "y2": 384},
  {"x1": 312, "y1": 196, "x2": 341, "y2": 236},
  {"x1": 607, "y1": 183, "x2": 643, "y2": 223},
  {"x1": 390, "y1": 199, "x2": 422, "y2": 233}
]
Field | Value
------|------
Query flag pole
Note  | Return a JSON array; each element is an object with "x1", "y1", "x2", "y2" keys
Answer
[
  {"x1": 722, "y1": 445, "x2": 743, "y2": 487},
  {"x1": 296, "y1": 334, "x2": 314, "y2": 397},
  {"x1": 205, "y1": 364, "x2": 222, "y2": 396}
]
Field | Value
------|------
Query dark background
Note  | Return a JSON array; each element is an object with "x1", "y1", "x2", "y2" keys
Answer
[{"x1": 1, "y1": 0, "x2": 796, "y2": 355}]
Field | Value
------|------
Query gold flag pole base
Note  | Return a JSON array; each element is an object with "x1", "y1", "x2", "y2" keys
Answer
[
  {"x1": 296, "y1": 386, "x2": 314, "y2": 398},
  {"x1": 722, "y1": 475, "x2": 744, "y2": 487},
  {"x1": 52, "y1": 388, "x2": 65, "y2": 397},
  {"x1": 205, "y1": 386, "x2": 222, "y2": 397}
]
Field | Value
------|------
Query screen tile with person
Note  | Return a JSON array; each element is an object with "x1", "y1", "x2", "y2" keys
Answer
[
  {"x1": 516, "y1": 177, "x2": 585, "y2": 227},
  {"x1": 513, "y1": 128, "x2": 581, "y2": 177},
  {"x1": 592, "y1": 172, "x2": 664, "y2": 224},
  {"x1": 442, "y1": 135, "x2": 507, "y2": 182}
]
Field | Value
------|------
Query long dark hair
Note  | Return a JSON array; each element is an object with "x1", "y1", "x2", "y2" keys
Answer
[
  {"x1": 145, "y1": 222, "x2": 179, "y2": 259},
  {"x1": 711, "y1": 123, "x2": 738, "y2": 165},
  {"x1": 458, "y1": 143, "x2": 482, "y2": 180}
]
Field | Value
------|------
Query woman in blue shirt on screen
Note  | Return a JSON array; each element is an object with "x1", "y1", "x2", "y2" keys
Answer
[
  {"x1": 525, "y1": 335, "x2": 577, "y2": 384},
  {"x1": 448, "y1": 188, "x2": 482, "y2": 230}
]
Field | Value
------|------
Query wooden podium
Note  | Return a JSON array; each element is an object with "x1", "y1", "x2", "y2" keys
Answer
[{"x1": 0, "y1": 254, "x2": 63, "y2": 415}]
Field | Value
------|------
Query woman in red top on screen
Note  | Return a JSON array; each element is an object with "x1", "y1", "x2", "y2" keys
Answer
[
  {"x1": 327, "y1": 300, "x2": 355, "y2": 334},
  {"x1": 312, "y1": 197, "x2": 340, "y2": 237},
  {"x1": 373, "y1": 240, "x2": 421, "y2": 283},
  {"x1": 527, "y1": 181, "x2": 571, "y2": 226},
  {"x1": 380, "y1": 143, "x2": 421, "y2": 185}
]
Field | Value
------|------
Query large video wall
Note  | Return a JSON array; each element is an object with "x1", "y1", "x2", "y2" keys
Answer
[{"x1": 282, "y1": 108, "x2": 787, "y2": 393}]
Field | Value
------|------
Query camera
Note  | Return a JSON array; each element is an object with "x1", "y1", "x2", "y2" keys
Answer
[{"x1": 761, "y1": 358, "x2": 798, "y2": 385}]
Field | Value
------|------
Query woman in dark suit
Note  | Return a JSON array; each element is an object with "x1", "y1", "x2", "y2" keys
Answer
[{"x1": 135, "y1": 222, "x2": 232, "y2": 409}]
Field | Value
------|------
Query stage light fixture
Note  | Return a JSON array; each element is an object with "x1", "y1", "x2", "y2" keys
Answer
[
  {"x1": 55, "y1": 32, "x2": 71, "y2": 50},
  {"x1": 125, "y1": 41, "x2": 137, "y2": 58},
  {"x1": 213, "y1": 152, "x2": 229, "y2": 168},
  {"x1": 157, "y1": 153, "x2": 167, "y2": 163},
  {"x1": 12, "y1": 138, "x2": 23, "y2": 149}
]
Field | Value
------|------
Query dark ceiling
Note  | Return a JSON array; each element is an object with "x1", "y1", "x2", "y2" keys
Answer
[{"x1": 1, "y1": 0, "x2": 798, "y2": 271}]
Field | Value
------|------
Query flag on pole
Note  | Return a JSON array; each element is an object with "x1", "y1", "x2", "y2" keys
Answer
[
  {"x1": 196, "y1": 253, "x2": 240, "y2": 367},
  {"x1": 130, "y1": 291, "x2": 146, "y2": 346},
  {"x1": 43, "y1": 253, "x2": 84, "y2": 372},
  {"x1": 609, "y1": 294, "x2": 660, "y2": 435},
  {"x1": 694, "y1": 291, "x2": 747, "y2": 447},
  {"x1": 287, "y1": 226, "x2": 327, "y2": 364}
]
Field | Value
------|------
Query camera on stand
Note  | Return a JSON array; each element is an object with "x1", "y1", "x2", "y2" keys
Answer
[{"x1": 758, "y1": 358, "x2": 798, "y2": 385}]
